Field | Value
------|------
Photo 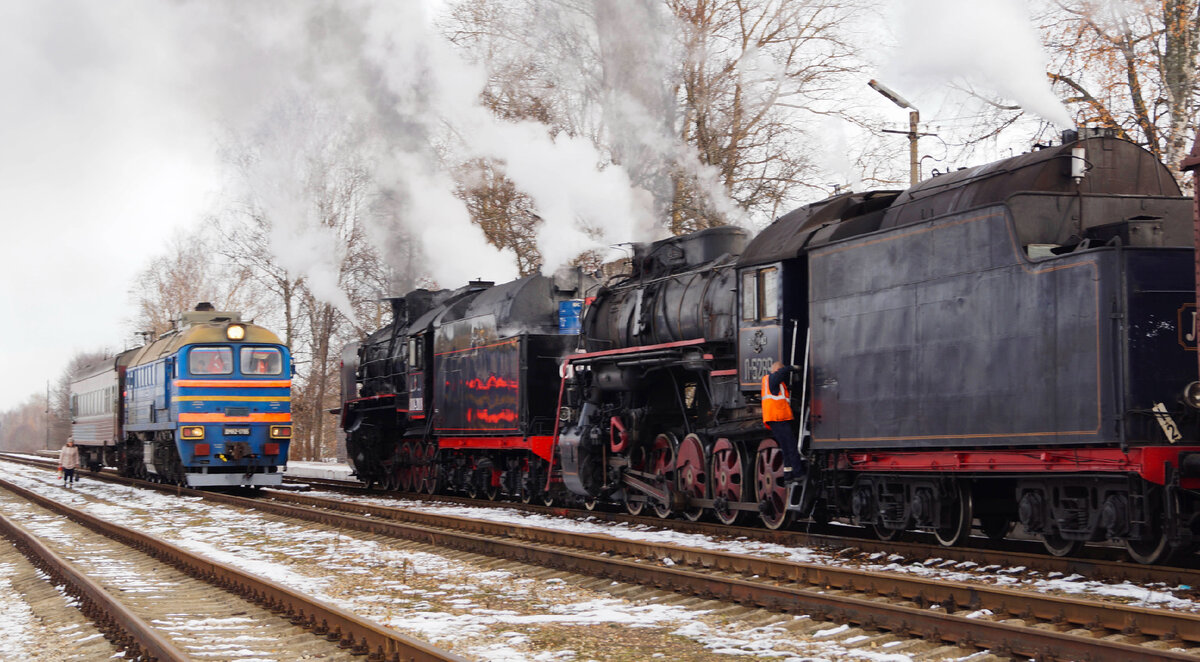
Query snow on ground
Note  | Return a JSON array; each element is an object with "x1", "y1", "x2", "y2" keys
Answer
[
  {"x1": 284, "y1": 460, "x2": 355, "y2": 481},
  {"x1": 0, "y1": 460, "x2": 960, "y2": 661},
  {"x1": 287, "y1": 480, "x2": 1200, "y2": 613},
  {"x1": 0, "y1": 561, "x2": 36, "y2": 658}
]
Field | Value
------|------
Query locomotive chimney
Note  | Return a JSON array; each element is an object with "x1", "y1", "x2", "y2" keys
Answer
[{"x1": 388, "y1": 297, "x2": 407, "y2": 326}]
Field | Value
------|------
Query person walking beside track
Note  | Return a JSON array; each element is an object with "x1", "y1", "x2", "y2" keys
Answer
[{"x1": 59, "y1": 437, "x2": 80, "y2": 488}]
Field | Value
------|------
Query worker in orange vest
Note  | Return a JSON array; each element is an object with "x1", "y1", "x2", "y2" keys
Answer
[{"x1": 761, "y1": 361, "x2": 803, "y2": 482}]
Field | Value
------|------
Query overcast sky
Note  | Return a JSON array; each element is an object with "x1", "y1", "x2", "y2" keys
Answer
[
  {"x1": 0, "y1": 0, "x2": 1070, "y2": 412},
  {"x1": 0, "y1": 2, "x2": 229, "y2": 409}
]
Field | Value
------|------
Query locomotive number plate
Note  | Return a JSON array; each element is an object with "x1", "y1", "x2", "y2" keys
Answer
[{"x1": 224, "y1": 427, "x2": 251, "y2": 436}]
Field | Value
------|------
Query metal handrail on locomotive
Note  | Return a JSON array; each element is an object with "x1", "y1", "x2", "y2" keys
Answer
[
  {"x1": 69, "y1": 304, "x2": 292, "y2": 487},
  {"x1": 341, "y1": 128, "x2": 1200, "y2": 565}
]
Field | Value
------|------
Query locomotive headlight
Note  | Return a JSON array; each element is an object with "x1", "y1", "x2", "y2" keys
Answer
[
  {"x1": 226, "y1": 324, "x2": 246, "y2": 340},
  {"x1": 270, "y1": 425, "x2": 292, "y2": 439},
  {"x1": 1184, "y1": 382, "x2": 1200, "y2": 409},
  {"x1": 180, "y1": 426, "x2": 205, "y2": 439}
]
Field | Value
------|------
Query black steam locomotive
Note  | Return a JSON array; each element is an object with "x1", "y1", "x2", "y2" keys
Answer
[{"x1": 342, "y1": 129, "x2": 1200, "y2": 564}]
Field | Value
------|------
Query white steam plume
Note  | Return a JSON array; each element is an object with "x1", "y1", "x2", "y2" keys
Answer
[
  {"x1": 355, "y1": 0, "x2": 659, "y2": 272},
  {"x1": 886, "y1": 0, "x2": 1073, "y2": 128}
]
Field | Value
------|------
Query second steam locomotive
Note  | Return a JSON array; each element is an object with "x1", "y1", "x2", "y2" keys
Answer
[{"x1": 341, "y1": 128, "x2": 1200, "y2": 564}]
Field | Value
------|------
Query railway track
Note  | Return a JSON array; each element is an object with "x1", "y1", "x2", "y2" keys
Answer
[
  {"x1": 0, "y1": 473, "x2": 466, "y2": 662},
  {"x1": 5, "y1": 456, "x2": 1197, "y2": 660},
  {"x1": 281, "y1": 473, "x2": 1200, "y2": 588}
]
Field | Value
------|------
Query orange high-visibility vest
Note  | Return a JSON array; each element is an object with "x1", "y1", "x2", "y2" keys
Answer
[{"x1": 761, "y1": 374, "x2": 794, "y2": 423}]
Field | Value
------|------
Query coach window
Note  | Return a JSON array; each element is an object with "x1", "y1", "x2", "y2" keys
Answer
[
  {"x1": 189, "y1": 347, "x2": 233, "y2": 375},
  {"x1": 240, "y1": 347, "x2": 283, "y2": 375}
]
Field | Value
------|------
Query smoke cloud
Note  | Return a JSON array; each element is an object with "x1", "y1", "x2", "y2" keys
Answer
[{"x1": 886, "y1": 0, "x2": 1073, "y2": 128}]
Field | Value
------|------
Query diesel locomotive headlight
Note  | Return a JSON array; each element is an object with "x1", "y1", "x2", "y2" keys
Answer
[
  {"x1": 181, "y1": 426, "x2": 205, "y2": 439},
  {"x1": 226, "y1": 324, "x2": 246, "y2": 340},
  {"x1": 270, "y1": 425, "x2": 292, "y2": 439},
  {"x1": 1184, "y1": 382, "x2": 1200, "y2": 409}
]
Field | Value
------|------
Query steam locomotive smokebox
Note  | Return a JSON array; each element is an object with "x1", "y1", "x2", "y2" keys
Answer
[{"x1": 558, "y1": 299, "x2": 583, "y2": 334}]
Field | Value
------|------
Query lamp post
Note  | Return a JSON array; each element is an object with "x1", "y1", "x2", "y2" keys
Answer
[{"x1": 869, "y1": 79, "x2": 922, "y2": 186}]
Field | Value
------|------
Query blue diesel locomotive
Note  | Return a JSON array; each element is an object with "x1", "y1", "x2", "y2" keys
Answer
[{"x1": 69, "y1": 305, "x2": 292, "y2": 487}]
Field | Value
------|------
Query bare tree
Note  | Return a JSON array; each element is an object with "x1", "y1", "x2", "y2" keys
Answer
[
  {"x1": 454, "y1": 159, "x2": 544, "y2": 275},
  {"x1": 667, "y1": 0, "x2": 864, "y2": 229},
  {"x1": 130, "y1": 228, "x2": 262, "y2": 339},
  {"x1": 0, "y1": 394, "x2": 50, "y2": 452},
  {"x1": 443, "y1": 0, "x2": 865, "y2": 236},
  {"x1": 215, "y1": 96, "x2": 393, "y2": 460},
  {"x1": 1036, "y1": 1, "x2": 1197, "y2": 182}
]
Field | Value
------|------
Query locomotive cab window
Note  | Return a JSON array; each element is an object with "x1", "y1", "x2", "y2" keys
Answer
[
  {"x1": 408, "y1": 336, "x2": 424, "y2": 368},
  {"x1": 741, "y1": 267, "x2": 779, "y2": 321},
  {"x1": 189, "y1": 347, "x2": 233, "y2": 375},
  {"x1": 240, "y1": 347, "x2": 283, "y2": 375}
]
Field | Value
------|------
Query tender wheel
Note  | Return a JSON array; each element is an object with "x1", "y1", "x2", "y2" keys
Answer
[
  {"x1": 676, "y1": 433, "x2": 708, "y2": 521},
  {"x1": 754, "y1": 438, "x2": 793, "y2": 530},
  {"x1": 710, "y1": 438, "x2": 748, "y2": 526},
  {"x1": 978, "y1": 515, "x2": 1012, "y2": 541},
  {"x1": 1042, "y1": 531, "x2": 1085, "y2": 557},
  {"x1": 873, "y1": 523, "x2": 905, "y2": 541},
  {"x1": 484, "y1": 470, "x2": 500, "y2": 501},
  {"x1": 934, "y1": 481, "x2": 973, "y2": 547},
  {"x1": 1124, "y1": 517, "x2": 1179, "y2": 565},
  {"x1": 648, "y1": 433, "x2": 678, "y2": 519}
]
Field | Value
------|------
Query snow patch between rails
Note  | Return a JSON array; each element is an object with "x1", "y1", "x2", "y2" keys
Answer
[{"x1": 0, "y1": 461, "x2": 938, "y2": 660}]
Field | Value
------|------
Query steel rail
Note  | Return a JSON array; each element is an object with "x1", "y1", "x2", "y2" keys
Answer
[
  {"x1": 214, "y1": 490, "x2": 1200, "y2": 660},
  {"x1": 259, "y1": 489, "x2": 1200, "y2": 644},
  {"x1": 0, "y1": 511, "x2": 188, "y2": 661},
  {"x1": 279, "y1": 473, "x2": 1200, "y2": 586},
  {"x1": 7, "y1": 454, "x2": 1198, "y2": 592},
  {"x1": 281, "y1": 470, "x2": 1200, "y2": 577},
  {"x1": 0, "y1": 477, "x2": 467, "y2": 662},
  {"x1": 53, "y1": 467, "x2": 1189, "y2": 661},
  {"x1": 6, "y1": 454, "x2": 1199, "y2": 659}
]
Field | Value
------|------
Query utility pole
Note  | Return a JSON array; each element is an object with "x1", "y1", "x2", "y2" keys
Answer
[
  {"x1": 45, "y1": 381, "x2": 50, "y2": 451},
  {"x1": 869, "y1": 79, "x2": 933, "y2": 186}
]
